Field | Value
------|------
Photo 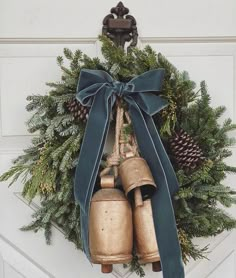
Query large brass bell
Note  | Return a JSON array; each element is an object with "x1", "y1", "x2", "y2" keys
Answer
[
  {"x1": 119, "y1": 154, "x2": 161, "y2": 272},
  {"x1": 89, "y1": 175, "x2": 133, "y2": 273}
]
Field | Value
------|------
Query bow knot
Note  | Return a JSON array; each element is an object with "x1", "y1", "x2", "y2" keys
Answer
[{"x1": 111, "y1": 81, "x2": 126, "y2": 97}]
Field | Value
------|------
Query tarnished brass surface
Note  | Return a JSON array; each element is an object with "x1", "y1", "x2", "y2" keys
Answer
[
  {"x1": 101, "y1": 175, "x2": 115, "y2": 189},
  {"x1": 119, "y1": 157, "x2": 156, "y2": 198},
  {"x1": 133, "y1": 199, "x2": 160, "y2": 264},
  {"x1": 89, "y1": 187, "x2": 133, "y2": 264}
]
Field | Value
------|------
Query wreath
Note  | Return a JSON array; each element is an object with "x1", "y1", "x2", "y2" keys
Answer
[{"x1": 1, "y1": 36, "x2": 236, "y2": 277}]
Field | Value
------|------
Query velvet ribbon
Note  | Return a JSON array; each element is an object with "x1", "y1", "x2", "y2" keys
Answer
[{"x1": 74, "y1": 69, "x2": 185, "y2": 278}]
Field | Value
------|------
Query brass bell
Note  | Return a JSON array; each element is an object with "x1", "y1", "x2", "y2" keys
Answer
[
  {"x1": 119, "y1": 153, "x2": 161, "y2": 272},
  {"x1": 133, "y1": 199, "x2": 162, "y2": 272},
  {"x1": 89, "y1": 175, "x2": 133, "y2": 273},
  {"x1": 119, "y1": 154, "x2": 156, "y2": 200}
]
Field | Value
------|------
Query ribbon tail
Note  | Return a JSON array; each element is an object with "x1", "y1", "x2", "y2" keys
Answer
[
  {"x1": 74, "y1": 90, "x2": 113, "y2": 259},
  {"x1": 144, "y1": 115, "x2": 179, "y2": 196},
  {"x1": 128, "y1": 103, "x2": 185, "y2": 278}
]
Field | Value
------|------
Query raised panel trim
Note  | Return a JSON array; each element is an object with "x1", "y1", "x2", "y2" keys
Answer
[
  {"x1": 0, "y1": 38, "x2": 97, "y2": 44},
  {"x1": 186, "y1": 231, "x2": 236, "y2": 278},
  {"x1": 1, "y1": 36, "x2": 236, "y2": 45},
  {"x1": 0, "y1": 234, "x2": 52, "y2": 278},
  {"x1": 141, "y1": 36, "x2": 236, "y2": 44}
]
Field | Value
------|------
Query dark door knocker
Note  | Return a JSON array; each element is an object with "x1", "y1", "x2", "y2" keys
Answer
[{"x1": 102, "y1": 2, "x2": 138, "y2": 51}]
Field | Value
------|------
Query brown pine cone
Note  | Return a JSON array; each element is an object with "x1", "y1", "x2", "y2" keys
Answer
[
  {"x1": 67, "y1": 98, "x2": 90, "y2": 123},
  {"x1": 170, "y1": 129, "x2": 205, "y2": 170}
]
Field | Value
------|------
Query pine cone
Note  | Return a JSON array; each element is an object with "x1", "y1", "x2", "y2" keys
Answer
[
  {"x1": 67, "y1": 98, "x2": 89, "y2": 123},
  {"x1": 170, "y1": 129, "x2": 205, "y2": 170}
]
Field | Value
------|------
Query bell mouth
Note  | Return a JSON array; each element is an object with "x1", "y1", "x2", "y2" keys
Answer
[
  {"x1": 126, "y1": 182, "x2": 157, "y2": 201},
  {"x1": 138, "y1": 252, "x2": 160, "y2": 264},
  {"x1": 91, "y1": 254, "x2": 133, "y2": 264},
  {"x1": 119, "y1": 156, "x2": 157, "y2": 200}
]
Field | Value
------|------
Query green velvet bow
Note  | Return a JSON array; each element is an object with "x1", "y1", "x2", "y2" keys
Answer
[{"x1": 74, "y1": 69, "x2": 185, "y2": 278}]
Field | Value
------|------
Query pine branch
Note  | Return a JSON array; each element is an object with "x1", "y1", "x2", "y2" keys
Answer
[{"x1": 0, "y1": 165, "x2": 31, "y2": 186}]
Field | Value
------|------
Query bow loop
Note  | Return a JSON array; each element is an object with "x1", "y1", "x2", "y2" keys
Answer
[
  {"x1": 131, "y1": 93, "x2": 169, "y2": 116},
  {"x1": 128, "y1": 69, "x2": 165, "y2": 92},
  {"x1": 76, "y1": 69, "x2": 114, "y2": 107},
  {"x1": 77, "y1": 69, "x2": 113, "y2": 91}
]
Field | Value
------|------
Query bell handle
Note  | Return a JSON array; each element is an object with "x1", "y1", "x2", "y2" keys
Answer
[{"x1": 101, "y1": 175, "x2": 115, "y2": 189}]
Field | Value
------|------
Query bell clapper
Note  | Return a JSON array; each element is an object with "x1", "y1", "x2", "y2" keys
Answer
[
  {"x1": 102, "y1": 264, "x2": 113, "y2": 273},
  {"x1": 152, "y1": 261, "x2": 162, "y2": 272},
  {"x1": 134, "y1": 187, "x2": 143, "y2": 208},
  {"x1": 122, "y1": 151, "x2": 144, "y2": 208}
]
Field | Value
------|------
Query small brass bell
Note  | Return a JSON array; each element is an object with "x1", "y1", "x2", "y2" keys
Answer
[
  {"x1": 133, "y1": 199, "x2": 161, "y2": 272},
  {"x1": 119, "y1": 154, "x2": 156, "y2": 200},
  {"x1": 119, "y1": 153, "x2": 161, "y2": 272},
  {"x1": 89, "y1": 175, "x2": 133, "y2": 273}
]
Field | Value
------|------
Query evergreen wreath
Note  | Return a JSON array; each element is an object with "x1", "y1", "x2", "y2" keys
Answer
[{"x1": 1, "y1": 36, "x2": 236, "y2": 276}]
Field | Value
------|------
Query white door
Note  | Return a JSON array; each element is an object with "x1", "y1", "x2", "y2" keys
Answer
[{"x1": 0, "y1": 1, "x2": 236, "y2": 277}]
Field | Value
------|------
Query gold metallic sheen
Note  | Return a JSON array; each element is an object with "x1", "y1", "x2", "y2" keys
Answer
[
  {"x1": 119, "y1": 157, "x2": 156, "y2": 197},
  {"x1": 133, "y1": 199, "x2": 160, "y2": 264},
  {"x1": 101, "y1": 175, "x2": 114, "y2": 188},
  {"x1": 89, "y1": 187, "x2": 133, "y2": 265}
]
